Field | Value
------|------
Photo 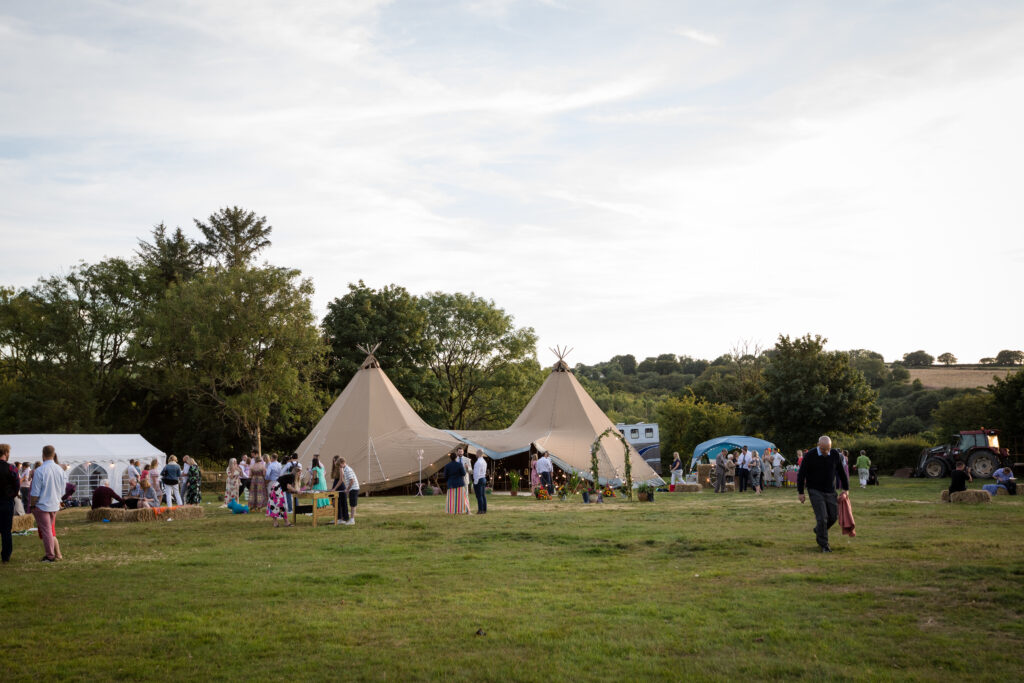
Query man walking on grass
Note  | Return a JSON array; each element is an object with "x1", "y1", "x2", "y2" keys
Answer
[
  {"x1": 855, "y1": 450, "x2": 871, "y2": 489},
  {"x1": 797, "y1": 436, "x2": 849, "y2": 553},
  {"x1": 29, "y1": 445, "x2": 66, "y2": 562}
]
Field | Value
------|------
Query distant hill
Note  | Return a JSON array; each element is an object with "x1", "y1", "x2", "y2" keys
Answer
[{"x1": 906, "y1": 366, "x2": 1017, "y2": 390}]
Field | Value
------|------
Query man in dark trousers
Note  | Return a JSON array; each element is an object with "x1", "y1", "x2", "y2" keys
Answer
[
  {"x1": 1, "y1": 444, "x2": 20, "y2": 563},
  {"x1": 797, "y1": 435, "x2": 849, "y2": 552}
]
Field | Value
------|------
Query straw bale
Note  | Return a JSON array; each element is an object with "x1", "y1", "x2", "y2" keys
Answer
[
  {"x1": 950, "y1": 490, "x2": 991, "y2": 504},
  {"x1": 696, "y1": 464, "x2": 712, "y2": 486},
  {"x1": 87, "y1": 505, "x2": 205, "y2": 523},
  {"x1": 12, "y1": 514, "x2": 34, "y2": 532},
  {"x1": 87, "y1": 507, "x2": 127, "y2": 522},
  {"x1": 675, "y1": 483, "x2": 702, "y2": 492},
  {"x1": 940, "y1": 490, "x2": 950, "y2": 503}
]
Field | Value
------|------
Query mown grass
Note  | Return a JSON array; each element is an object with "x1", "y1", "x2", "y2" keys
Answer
[{"x1": 3, "y1": 479, "x2": 1022, "y2": 681}]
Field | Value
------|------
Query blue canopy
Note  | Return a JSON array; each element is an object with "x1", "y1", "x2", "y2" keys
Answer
[{"x1": 690, "y1": 435, "x2": 776, "y2": 470}]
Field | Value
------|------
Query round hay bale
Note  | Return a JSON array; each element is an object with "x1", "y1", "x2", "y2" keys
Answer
[
  {"x1": 675, "y1": 483, "x2": 702, "y2": 492},
  {"x1": 950, "y1": 489, "x2": 991, "y2": 504},
  {"x1": 940, "y1": 490, "x2": 950, "y2": 502}
]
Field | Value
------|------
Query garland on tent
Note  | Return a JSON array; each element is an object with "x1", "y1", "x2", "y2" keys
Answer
[{"x1": 590, "y1": 427, "x2": 633, "y2": 500}]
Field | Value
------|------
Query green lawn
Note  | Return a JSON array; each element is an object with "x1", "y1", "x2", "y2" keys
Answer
[{"x1": 4, "y1": 479, "x2": 1022, "y2": 682}]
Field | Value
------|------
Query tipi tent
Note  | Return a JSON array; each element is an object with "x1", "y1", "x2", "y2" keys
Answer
[
  {"x1": 0, "y1": 434, "x2": 164, "y2": 503},
  {"x1": 449, "y1": 354, "x2": 664, "y2": 488},
  {"x1": 295, "y1": 348, "x2": 461, "y2": 492}
]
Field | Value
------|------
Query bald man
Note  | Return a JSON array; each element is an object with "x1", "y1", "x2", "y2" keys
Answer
[{"x1": 797, "y1": 436, "x2": 849, "y2": 552}]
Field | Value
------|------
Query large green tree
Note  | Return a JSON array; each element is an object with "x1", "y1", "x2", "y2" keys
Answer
[
  {"x1": 656, "y1": 395, "x2": 743, "y2": 470},
  {"x1": 136, "y1": 266, "x2": 326, "y2": 455},
  {"x1": 932, "y1": 392, "x2": 996, "y2": 436},
  {"x1": 421, "y1": 292, "x2": 541, "y2": 430},
  {"x1": 194, "y1": 206, "x2": 272, "y2": 269},
  {"x1": 994, "y1": 350, "x2": 1024, "y2": 366},
  {"x1": 744, "y1": 334, "x2": 880, "y2": 450},
  {"x1": 902, "y1": 350, "x2": 934, "y2": 367},
  {"x1": 989, "y1": 369, "x2": 1024, "y2": 436}
]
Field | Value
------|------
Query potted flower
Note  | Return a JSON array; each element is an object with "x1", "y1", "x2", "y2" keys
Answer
[
  {"x1": 508, "y1": 470, "x2": 521, "y2": 496},
  {"x1": 637, "y1": 482, "x2": 654, "y2": 502}
]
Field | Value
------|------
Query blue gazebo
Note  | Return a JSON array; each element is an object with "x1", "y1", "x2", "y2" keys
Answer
[{"x1": 690, "y1": 435, "x2": 776, "y2": 471}]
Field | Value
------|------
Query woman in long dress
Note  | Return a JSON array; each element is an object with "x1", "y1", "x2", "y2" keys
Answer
[
  {"x1": 249, "y1": 455, "x2": 267, "y2": 510},
  {"x1": 267, "y1": 472, "x2": 295, "y2": 527},
  {"x1": 184, "y1": 456, "x2": 202, "y2": 505},
  {"x1": 225, "y1": 458, "x2": 241, "y2": 503},
  {"x1": 310, "y1": 457, "x2": 329, "y2": 508},
  {"x1": 147, "y1": 458, "x2": 163, "y2": 499}
]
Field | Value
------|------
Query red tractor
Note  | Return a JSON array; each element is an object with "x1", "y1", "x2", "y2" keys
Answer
[{"x1": 915, "y1": 429, "x2": 1012, "y2": 479}]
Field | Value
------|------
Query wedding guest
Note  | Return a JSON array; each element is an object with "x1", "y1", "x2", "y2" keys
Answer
[
  {"x1": 139, "y1": 478, "x2": 160, "y2": 508},
  {"x1": 19, "y1": 461, "x2": 32, "y2": 512},
  {"x1": 267, "y1": 472, "x2": 296, "y2": 528},
  {"x1": 442, "y1": 453, "x2": 468, "y2": 515},
  {"x1": 249, "y1": 455, "x2": 268, "y2": 510},
  {"x1": 748, "y1": 452, "x2": 763, "y2": 494},
  {"x1": 29, "y1": 445, "x2": 66, "y2": 562},
  {"x1": 184, "y1": 456, "x2": 202, "y2": 504},
  {"x1": 225, "y1": 458, "x2": 241, "y2": 503},
  {"x1": 124, "y1": 478, "x2": 143, "y2": 509},
  {"x1": 239, "y1": 455, "x2": 252, "y2": 499},
  {"x1": 536, "y1": 451, "x2": 554, "y2": 495},
  {"x1": 1, "y1": 444, "x2": 19, "y2": 564},
  {"x1": 147, "y1": 458, "x2": 163, "y2": 499},
  {"x1": 310, "y1": 456, "x2": 329, "y2": 509},
  {"x1": 341, "y1": 458, "x2": 360, "y2": 522},
  {"x1": 91, "y1": 480, "x2": 125, "y2": 509},
  {"x1": 669, "y1": 452, "x2": 684, "y2": 488},
  {"x1": 714, "y1": 449, "x2": 729, "y2": 493},
  {"x1": 473, "y1": 451, "x2": 488, "y2": 514},
  {"x1": 160, "y1": 456, "x2": 183, "y2": 506},
  {"x1": 459, "y1": 448, "x2": 473, "y2": 514},
  {"x1": 330, "y1": 455, "x2": 342, "y2": 490}
]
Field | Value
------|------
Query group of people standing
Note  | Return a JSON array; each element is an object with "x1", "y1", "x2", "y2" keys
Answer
[
  {"x1": 441, "y1": 447, "x2": 489, "y2": 515},
  {"x1": 256, "y1": 452, "x2": 360, "y2": 527},
  {"x1": 710, "y1": 446, "x2": 787, "y2": 493}
]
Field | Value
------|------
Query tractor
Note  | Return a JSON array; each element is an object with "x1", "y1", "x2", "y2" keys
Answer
[{"x1": 915, "y1": 429, "x2": 1012, "y2": 479}]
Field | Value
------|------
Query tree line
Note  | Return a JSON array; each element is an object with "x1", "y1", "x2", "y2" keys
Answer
[{"x1": 0, "y1": 208, "x2": 542, "y2": 462}]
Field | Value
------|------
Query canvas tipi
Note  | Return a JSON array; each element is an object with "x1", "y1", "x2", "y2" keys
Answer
[
  {"x1": 295, "y1": 346, "x2": 461, "y2": 492},
  {"x1": 449, "y1": 349, "x2": 664, "y2": 487}
]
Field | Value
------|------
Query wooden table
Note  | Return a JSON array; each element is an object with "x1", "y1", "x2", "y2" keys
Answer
[{"x1": 291, "y1": 490, "x2": 339, "y2": 527}]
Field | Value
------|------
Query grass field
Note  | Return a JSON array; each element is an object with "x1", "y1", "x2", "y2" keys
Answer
[
  {"x1": 4, "y1": 479, "x2": 1023, "y2": 682},
  {"x1": 907, "y1": 366, "x2": 1015, "y2": 390}
]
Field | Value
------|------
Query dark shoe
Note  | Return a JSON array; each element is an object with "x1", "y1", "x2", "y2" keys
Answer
[
  {"x1": 41, "y1": 556, "x2": 56, "y2": 562},
  {"x1": 820, "y1": 545, "x2": 832, "y2": 553}
]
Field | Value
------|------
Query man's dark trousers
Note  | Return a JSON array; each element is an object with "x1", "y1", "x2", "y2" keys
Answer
[
  {"x1": 0, "y1": 497, "x2": 14, "y2": 562},
  {"x1": 475, "y1": 478, "x2": 487, "y2": 513},
  {"x1": 808, "y1": 488, "x2": 838, "y2": 548},
  {"x1": 334, "y1": 485, "x2": 350, "y2": 523},
  {"x1": 737, "y1": 467, "x2": 749, "y2": 492},
  {"x1": 541, "y1": 471, "x2": 553, "y2": 495}
]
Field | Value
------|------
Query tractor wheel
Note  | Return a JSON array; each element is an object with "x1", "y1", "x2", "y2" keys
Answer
[
  {"x1": 922, "y1": 457, "x2": 947, "y2": 478},
  {"x1": 968, "y1": 451, "x2": 999, "y2": 479}
]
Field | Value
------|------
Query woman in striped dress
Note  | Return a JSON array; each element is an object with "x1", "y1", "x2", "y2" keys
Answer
[
  {"x1": 441, "y1": 452, "x2": 468, "y2": 515},
  {"x1": 249, "y1": 455, "x2": 268, "y2": 510}
]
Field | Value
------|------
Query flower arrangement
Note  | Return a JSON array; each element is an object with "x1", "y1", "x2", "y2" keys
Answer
[
  {"x1": 601, "y1": 486, "x2": 616, "y2": 498},
  {"x1": 533, "y1": 486, "x2": 551, "y2": 500}
]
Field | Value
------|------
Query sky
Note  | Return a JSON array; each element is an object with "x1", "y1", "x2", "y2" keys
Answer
[{"x1": 2, "y1": 0, "x2": 1022, "y2": 366}]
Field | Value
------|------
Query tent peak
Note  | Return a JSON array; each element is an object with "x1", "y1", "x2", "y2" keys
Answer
[
  {"x1": 357, "y1": 342, "x2": 382, "y2": 369},
  {"x1": 549, "y1": 345, "x2": 573, "y2": 372}
]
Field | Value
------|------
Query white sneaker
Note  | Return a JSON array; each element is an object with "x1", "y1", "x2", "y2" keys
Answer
[{"x1": 345, "y1": 519, "x2": 355, "y2": 525}]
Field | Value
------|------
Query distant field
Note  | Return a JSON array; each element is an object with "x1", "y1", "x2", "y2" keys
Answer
[{"x1": 907, "y1": 366, "x2": 1016, "y2": 389}]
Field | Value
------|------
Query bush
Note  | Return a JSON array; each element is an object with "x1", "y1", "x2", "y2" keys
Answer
[{"x1": 834, "y1": 433, "x2": 933, "y2": 473}]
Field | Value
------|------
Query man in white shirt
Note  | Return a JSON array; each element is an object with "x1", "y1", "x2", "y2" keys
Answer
[
  {"x1": 29, "y1": 445, "x2": 66, "y2": 562},
  {"x1": 458, "y1": 448, "x2": 473, "y2": 514},
  {"x1": 536, "y1": 452, "x2": 554, "y2": 495},
  {"x1": 341, "y1": 458, "x2": 360, "y2": 522},
  {"x1": 736, "y1": 446, "x2": 751, "y2": 492},
  {"x1": 472, "y1": 451, "x2": 488, "y2": 514}
]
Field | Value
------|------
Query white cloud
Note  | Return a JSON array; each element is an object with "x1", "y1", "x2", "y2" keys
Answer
[{"x1": 673, "y1": 26, "x2": 720, "y2": 46}]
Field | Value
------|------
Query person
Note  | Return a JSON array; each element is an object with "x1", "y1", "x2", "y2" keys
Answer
[
  {"x1": 736, "y1": 446, "x2": 751, "y2": 492},
  {"x1": 797, "y1": 436, "x2": 850, "y2": 553},
  {"x1": 147, "y1": 458, "x2": 163, "y2": 500},
  {"x1": 160, "y1": 456, "x2": 183, "y2": 507},
  {"x1": 180, "y1": 457, "x2": 191, "y2": 502},
  {"x1": 748, "y1": 451, "x2": 762, "y2": 494},
  {"x1": 1, "y1": 444, "x2": 20, "y2": 563},
  {"x1": 459, "y1": 449, "x2": 473, "y2": 514},
  {"x1": 669, "y1": 452, "x2": 684, "y2": 489},
  {"x1": 310, "y1": 456, "x2": 329, "y2": 509},
  {"x1": 536, "y1": 451, "x2": 554, "y2": 495},
  {"x1": 855, "y1": 450, "x2": 871, "y2": 489},
  {"x1": 249, "y1": 455, "x2": 268, "y2": 510},
  {"x1": 225, "y1": 458, "x2": 241, "y2": 504},
  {"x1": 19, "y1": 461, "x2": 32, "y2": 512},
  {"x1": 725, "y1": 453, "x2": 737, "y2": 488},
  {"x1": 991, "y1": 466, "x2": 1016, "y2": 495},
  {"x1": 266, "y1": 472, "x2": 295, "y2": 527},
  {"x1": 282, "y1": 454, "x2": 300, "y2": 512},
  {"x1": 442, "y1": 452, "x2": 468, "y2": 515},
  {"x1": 340, "y1": 458, "x2": 360, "y2": 521},
  {"x1": 773, "y1": 450, "x2": 786, "y2": 487},
  {"x1": 29, "y1": 445, "x2": 66, "y2": 562},
  {"x1": 184, "y1": 456, "x2": 202, "y2": 505},
  {"x1": 948, "y1": 461, "x2": 972, "y2": 496},
  {"x1": 473, "y1": 451, "x2": 488, "y2": 514},
  {"x1": 91, "y1": 479, "x2": 125, "y2": 509},
  {"x1": 836, "y1": 450, "x2": 851, "y2": 491},
  {"x1": 126, "y1": 459, "x2": 141, "y2": 485},
  {"x1": 139, "y1": 478, "x2": 160, "y2": 508},
  {"x1": 124, "y1": 478, "x2": 143, "y2": 509},
  {"x1": 529, "y1": 454, "x2": 540, "y2": 489},
  {"x1": 329, "y1": 469, "x2": 352, "y2": 526},
  {"x1": 761, "y1": 448, "x2": 773, "y2": 488},
  {"x1": 714, "y1": 449, "x2": 729, "y2": 493},
  {"x1": 330, "y1": 455, "x2": 342, "y2": 490},
  {"x1": 239, "y1": 455, "x2": 251, "y2": 500}
]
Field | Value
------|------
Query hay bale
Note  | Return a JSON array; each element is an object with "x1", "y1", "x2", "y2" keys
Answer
[
  {"x1": 950, "y1": 490, "x2": 991, "y2": 504},
  {"x1": 170, "y1": 505, "x2": 204, "y2": 520},
  {"x1": 725, "y1": 482, "x2": 735, "y2": 492},
  {"x1": 994, "y1": 486, "x2": 1009, "y2": 496},
  {"x1": 87, "y1": 507, "x2": 127, "y2": 522},
  {"x1": 940, "y1": 490, "x2": 950, "y2": 502},
  {"x1": 12, "y1": 514, "x2": 34, "y2": 532},
  {"x1": 675, "y1": 483, "x2": 702, "y2": 492},
  {"x1": 696, "y1": 464, "x2": 712, "y2": 486}
]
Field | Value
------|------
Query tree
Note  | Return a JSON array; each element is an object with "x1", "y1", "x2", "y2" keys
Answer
[
  {"x1": 744, "y1": 334, "x2": 880, "y2": 450},
  {"x1": 994, "y1": 350, "x2": 1024, "y2": 366},
  {"x1": 420, "y1": 292, "x2": 540, "y2": 430},
  {"x1": 886, "y1": 415, "x2": 926, "y2": 436},
  {"x1": 902, "y1": 350, "x2": 934, "y2": 367},
  {"x1": 989, "y1": 369, "x2": 1024, "y2": 436},
  {"x1": 936, "y1": 352, "x2": 957, "y2": 366},
  {"x1": 321, "y1": 281, "x2": 434, "y2": 412},
  {"x1": 979, "y1": 357, "x2": 997, "y2": 365},
  {"x1": 848, "y1": 349, "x2": 890, "y2": 388},
  {"x1": 136, "y1": 266, "x2": 326, "y2": 455},
  {"x1": 136, "y1": 223, "x2": 203, "y2": 290},
  {"x1": 656, "y1": 395, "x2": 742, "y2": 469},
  {"x1": 194, "y1": 206, "x2": 272, "y2": 268},
  {"x1": 932, "y1": 393, "x2": 996, "y2": 436}
]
